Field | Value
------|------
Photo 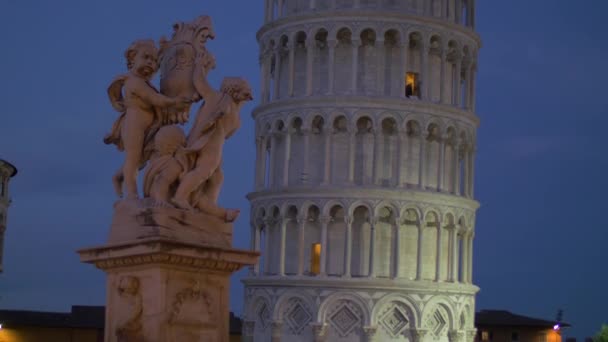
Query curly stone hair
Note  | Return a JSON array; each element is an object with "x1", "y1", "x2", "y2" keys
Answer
[
  {"x1": 124, "y1": 39, "x2": 158, "y2": 70},
  {"x1": 220, "y1": 77, "x2": 252, "y2": 100}
]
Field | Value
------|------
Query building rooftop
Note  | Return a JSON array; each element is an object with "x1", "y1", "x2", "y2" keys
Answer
[{"x1": 476, "y1": 310, "x2": 571, "y2": 329}]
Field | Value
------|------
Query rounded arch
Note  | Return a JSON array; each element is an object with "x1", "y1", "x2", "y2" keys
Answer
[
  {"x1": 304, "y1": 111, "x2": 326, "y2": 130},
  {"x1": 273, "y1": 118, "x2": 286, "y2": 132},
  {"x1": 352, "y1": 110, "x2": 376, "y2": 130},
  {"x1": 403, "y1": 118, "x2": 423, "y2": 136},
  {"x1": 420, "y1": 296, "x2": 457, "y2": 331},
  {"x1": 377, "y1": 111, "x2": 402, "y2": 128},
  {"x1": 317, "y1": 291, "x2": 371, "y2": 325},
  {"x1": 423, "y1": 208, "x2": 441, "y2": 224},
  {"x1": 373, "y1": 200, "x2": 399, "y2": 219},
  {"x1": 400, "y1": 205, "x2": 423, "y2": 223},
  {"x1": 443, "y1": 211, "x2": 456, "y2": 226},
  {"x1": 322, "y1": 199, "x2": 346, "y2": 216},
  {"x1": 371, "y1": 293, "x2": 421, "y2": 326},
  {"x1": 348, "y1": 200, "x2": 374, "y2": 218},
  {"x1": 246, "y1": 293, "x2": 273, "y2": 321},
  {"x1": 281, "y1": 203, "x2": 299, "y2": 219},
  {"x1": 358, "y1": 27, "x2": 377, "y2": 44},
  {"x1": 273, "y1": 290, "x2": 316, "y2": 321},
  {"x1": 299, "y1": 200, "x2": 319, "y2": 219},
  {"x1": 311, "y1": 26, "x2": 330, "y2": 39},
  {"x1": 381, "y1": 27, "x2": 403, "y2": 44},
  {"x1": 332, "y1": 26, "x2": 353, "y2": 42}
]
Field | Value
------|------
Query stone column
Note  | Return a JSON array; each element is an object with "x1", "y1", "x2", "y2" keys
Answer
[
  {"x1": 363, "y1": 326, "x2": 378, "y2": 342},
  {"x1": 264, "y1": 0, "x2": 271, "y2": 22},
  {"x1": 421, "y1": 43, "x2": 430, "y2": 100},
  {"x1": 309, "y1": 0, "x2": 316, "y2": 10},
  {"x1": 297, "y1": 215, "x2": 307, "y2": 276},
  {"x1": 393, "y1": 216, "x2": 402, "y2": 278},
  {"x1": 348, "y1": 129, "x2": 356, "y2": 183},
  {"x1": 322, "y1": 128, "x2": 332, "y2": 185},
  {"x1": 454, "y1": 56, "x2": 462, "y2": 107},
  {"x1": 416, "y1": 219, "x2": 424, "y2": 280},
  {"x1": 343, "y1": 215, "x2": 353, "y2": 278},
  {"x1": 453, "y1": 143, "x2": 461, "y2": 195},
  {"x1": 354, "y1": 0, "x2": 360, "y2": 8},
  {"x1": 282, "y1": 129, "x2": 292, "y2": 188},
  {"x1": 468, "y1": 233, "x2": 474, "y2": 283},
  {"x1": 268, "y1": 131, "x2": 278, "y2": 189},
  {"x1": 464, "y1": 63, "x2": 472, "y2": 110},
  {"x1": 311, "y1": 323, "x2": 327, "y2": 342},
  {"x1": 273, "y1": 48, "x2": 281, "y2": 100},
  {"x1": 277, "y1": 0, "x2": 283, "y2": 17},
  {"x1": 418, "y1": 131, "x2": 428, "y2": 189},
  {"x1": 455, "y1": 0, "x2": 462, "y2": 24},
  {"x1": 440, "y1": 50, "x2": 449, "y2": 104},
  {"x1": 467, "y1": 328, "x2": 478, "y2": 342},
  {"x1": 242, "y1": 320, "x2": 255, "y2": 342},
  {"x1": 271, "y1": 321, "x2": 283, "y2": 342},
  {"x1": 376, "y1": 38, "x2": 385, "y2": 95},
  {"x1": 463, "y1": 146, "x2": 470, "y2": 197},
  {"x1": 372, "y1": 130, "x2": 381, "y2": 185},
  {"x1": 470, "y1": 147, "x2": 476, "y2": 197},
  {"x1": 254, "y1": 220, "x2": 262, "y2": 275},
  {"x1": 262, "y1": 53, "x2": 272, "y2": 104},
  {"x1": 438, "y1": 136, "x2": 446, "y2": 191},
  {"x1": 471, "y1": 64, "x2": 477, "y2": 112},
  {"x1": 394, "y1": 129, "x2": 403, "y2": 186},
  {"x1": 288, "y1": 41, "x2": 295, "y2": 97},
  {"x1": 450, "y1": 226, "x2": 459, "y2": 282},
  {"x1": 279, "y1": 217, "x2": 287, "y2": 276},
  {"x1": 301, "y1": 127, "x2": 311, "y2": 184},
  {"x1": 306, "y1": 37, "x2": 315, "y2": 96},
  {"x1": 448, "y1": 329, "x2": 466, "y2": 342},
  {"x1": 368, "y1": 217, "x2": 377, "y2": 278},
  {"x1": 254, "y1": 136, "x2": 264, "y2": 189},
  {"x1": 410, "y1": 329, "x2": 429, "y2": 342},
  {"x1": 435, "y1": 218, "x2": 443, "y2": 281},
  {"x1": 320, "y1": 215, "x2": 330, "y2": 276},
  {"x1": 400, "y1": 40, "x2": 409, "y2": 97},
  {"x1": 327, "y1": 39, "x2": 336, "y2": 95},
  {"x1": 264, "y1": 218, "x2": 273, "y2": 274},
  {"x1": 351, "y1": 40, "x2": 360, "y2": 94}
]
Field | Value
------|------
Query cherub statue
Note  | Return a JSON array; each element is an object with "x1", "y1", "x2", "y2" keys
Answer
[
  {"x1": 104, "y1": 40, "x2": 191, "y2": 199},
  {"x1": 170, "y1": 57, "x2": 253, "y2": 220},
  {"x1": 142, "y1": 124, "x2": 240, "y2": 222}
]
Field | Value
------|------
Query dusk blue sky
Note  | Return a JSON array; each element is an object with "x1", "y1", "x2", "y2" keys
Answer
[{"x1": 0, "y1": 1, "x2": 606, "y2": 339}]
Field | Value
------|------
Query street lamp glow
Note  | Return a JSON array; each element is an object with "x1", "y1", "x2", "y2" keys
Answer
[{"x1": 553, "y1": 324, "x2": 560, "y2": 331}]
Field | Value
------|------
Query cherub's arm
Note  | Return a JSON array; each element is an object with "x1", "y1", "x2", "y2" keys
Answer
[{"x1": 127, "y1": 77, "x2": 182, "y2": 108}]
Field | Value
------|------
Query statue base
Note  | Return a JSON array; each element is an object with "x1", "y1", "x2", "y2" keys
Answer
[{"x1": 78, "y1": 237, "x2": 258, "y2": 342}]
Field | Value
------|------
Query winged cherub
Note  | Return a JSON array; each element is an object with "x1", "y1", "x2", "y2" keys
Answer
[{"x1": 104, "y1": 40, "x2": 191, "y2": 199}]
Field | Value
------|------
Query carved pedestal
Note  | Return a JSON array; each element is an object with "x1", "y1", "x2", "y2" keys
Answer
[{"x1": 79, "y1": 237, "x2": 258, "y2": 342}]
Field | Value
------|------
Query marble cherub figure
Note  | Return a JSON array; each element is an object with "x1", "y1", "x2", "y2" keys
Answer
[
  {"x1": 104, "y1": 40, "x2": 191, "y2": 199},
  {"x1": 170, "y1": 57, "x2": 253, "y2": 221}
]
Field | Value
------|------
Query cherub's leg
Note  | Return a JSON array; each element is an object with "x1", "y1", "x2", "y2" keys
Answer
[
  {"x1": 206, "y1": 168, "x2": 224, "y2": 204},
  {"x1": 149, "y1": 165, "x2": 181, "y2": 203},
  {"x1": 195, "y1": 195, "x2": 240, "y2": 223},
  {"x1": 112, "y1": 169, "x2": 124, "y2": 198},
  {"x1": 172, "y1": 157, "x2": 218, "y2": 209},
  {"x1": 122, "y1": 130, "x2": 145, "y2": 199}
]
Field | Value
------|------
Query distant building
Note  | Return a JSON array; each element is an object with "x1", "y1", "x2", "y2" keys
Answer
[
  {"x1": 0, "y1": 306, "x2": 242, "y2": 342},
  {"x1": 0, "y1": 159, "x2": 17, "y2": 273},
  {"x1": 475, "y1": 310, "x2": 570, "y2": 342}
]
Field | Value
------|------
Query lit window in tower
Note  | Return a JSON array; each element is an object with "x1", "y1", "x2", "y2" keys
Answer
[
  {"x1": 405, "y1": 72, "x2": 419, "y2": 98},
  {"x1": 310, "y1": 243, "x2": 321, "y2": 275}
]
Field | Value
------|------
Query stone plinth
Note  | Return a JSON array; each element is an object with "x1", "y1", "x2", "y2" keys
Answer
[{"x1": 79, "y1": 237, "x2": 258, "y2": 342}]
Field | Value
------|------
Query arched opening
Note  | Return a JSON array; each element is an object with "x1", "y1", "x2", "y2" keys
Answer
[
  {"x1": 288, "y1": 117, "x2": 304, "y2": 186},
  {"x1": 383, "y1": 30, "x2": 401, "y2": 96},
  {"x1": 358, "y1": 28, "x2": 377, "y2": 95},
  {"x1": 443, "y1": 127, "x2": 457, "y2": 192},
  {"x1": 304, "y1": 206, "x2": 321, "y2": 275},
  {"x1": 330, "y1": 115, "x2": 349, "y2": 184},
  {"x1": 354, "y1": 116, "x2": 374, "y2": 185},
  {"x1": 457, "y1": 217, "x2": 466, "y2": 282},
  {"x1": 441, "y1": 214, "x2": 455, "y2": 281},
  {"x1": 429, "y1": 35, "x2": 443, "y2": 103},
  {"x1": 379, "y1": 117, "x2": 398, "y2": 186},
  {"x1": 375, "y1": 206, "x2": 395, "y2": 278},
  {"x1": 351, "y1": 205, "x2": 371, "y2": 277},
  {"x1": 422, "y1": 211, "x2": 439, "y2": 280},
  {"x1": 404, "y1": 120, "x2": 421, "y2": 186},
  {"x1": 310, "y1": 115, "x2": 326, "y2": 184},
  {"x1": 277, "y1": 35, "x2": 290, "y2": 99},
  {"x1": 313, "y1": 29, "x2": 329, "y2": 95},
  {"x1": 447, "y1": 40, "x2": 460, "y2": 106},
  {"x1": 293, "y1": 32, "x2": 308, "y2": 97},
  {"x1": 401, "y1": 208, "x2": 419, "y2": 279},
  {"x1": 425, "y1": 123, "x2": 441, "y2": 190},
  {"x1": 334, "y1": 28, "x2": 352, "y2": 94},
  {"x1": 405, "y1": 32, "x2": 423, "y2": 98},
  {"x1": 327, "y1": 205, "x2": 346, "y2": 276},
  {"x1": 285, "y1": 205, "x2": 299, "y2": 275}
]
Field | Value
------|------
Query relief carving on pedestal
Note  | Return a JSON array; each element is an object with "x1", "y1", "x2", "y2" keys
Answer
[
  {"x1": 115, "y1": 276, "x2": 143, "y2": 342},
  {"x1": 166, "y1": 279, "x2": 218, "y2": 342}
]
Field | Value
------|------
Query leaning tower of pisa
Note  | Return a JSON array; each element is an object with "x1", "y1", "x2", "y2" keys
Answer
[{"x1": 243, "y1": 1, "x2": 480, "y2": 341}]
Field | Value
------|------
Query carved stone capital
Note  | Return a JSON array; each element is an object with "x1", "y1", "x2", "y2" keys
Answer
[
  {"x1": 319, "y1": 215, "x2": 332, "y2": 225},
  {"x1": 271, "y1": 320, "x2": 283, "y2": 337},
  {"x1": 410, "y1": 329, "x2": 429, "y2": 342},
  {"x1": 344, "y1": 215, "x2": 354, "y2": 226},
  {"x1": 242, "y1": 320, "x2": 255, "y2": 336},
  {"x1": 448, "y1": 329, "x2": 466, "y2": 342},
  {"x1": 363, "y1": 325, "x2": 378, "y2": 338},
  {"x1": 297, "y1": 214, "x2": 308, "y2": 225},
  {"x1": 310, "y1": 322, "x2": 327, "y2": 341},
  {"x1": 467, "y1": 328, "x2": 478, "y2": 342}
]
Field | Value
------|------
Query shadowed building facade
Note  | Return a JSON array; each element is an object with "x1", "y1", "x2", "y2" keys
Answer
[
  {"x1": 0, "y1": 159, "x2": 17, "y2": 274},
  {"x1": 243, "y1": 0, "x2": 481, "y2": 341}
]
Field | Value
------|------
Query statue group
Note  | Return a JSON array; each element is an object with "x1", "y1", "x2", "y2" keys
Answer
[{"x1": 104, "y1": 16, "x2": 252, "y2": 224}]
